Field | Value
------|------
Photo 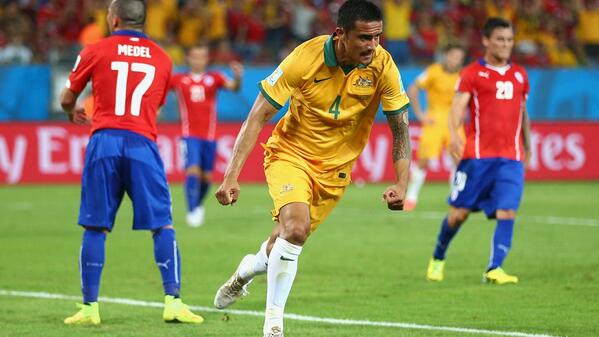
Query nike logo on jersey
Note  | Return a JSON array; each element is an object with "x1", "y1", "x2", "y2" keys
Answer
[
  {"x1": 314, "y1": 77, "x2": 332, "y2": 83},
  {"x1": 280, "y1": 256, "x2": 295, "y2": 261}
]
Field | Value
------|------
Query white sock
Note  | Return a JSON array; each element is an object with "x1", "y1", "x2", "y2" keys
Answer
[
  {"x1": 238, "y1": 239, "x2": 269, "y2": 281},
  {"x1": 264, "y1": 237, "x2": 302, "y2": 334},
  {"x1": 406, "y1": 165, "x2": 427, "y2": 202}
]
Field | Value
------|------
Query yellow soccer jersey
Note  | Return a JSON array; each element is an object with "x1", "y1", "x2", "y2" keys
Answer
[
  {"x1": 414, "y1": 63, "x2": 459, "y2": 119},
  {"x1": 259, "y1": 34, "x2": 410, "y2": 186}
]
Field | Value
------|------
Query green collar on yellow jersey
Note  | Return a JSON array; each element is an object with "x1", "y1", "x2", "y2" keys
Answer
[{"x1": 324, "y1": 34, "x2": 367, "y2": 75}]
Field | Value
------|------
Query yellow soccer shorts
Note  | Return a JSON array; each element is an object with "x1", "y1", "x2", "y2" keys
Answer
[
  {"x1": 264, "y1": 159, "x2": 346, "y2": 233},
  {"x1": 417, "y1": 118, "x2": 464, "y2": 161}
]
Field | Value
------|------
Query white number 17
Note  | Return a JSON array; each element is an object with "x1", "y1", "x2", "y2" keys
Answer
[{"x1": 111, "y1": 61, "x2": 155, "y2": 116}]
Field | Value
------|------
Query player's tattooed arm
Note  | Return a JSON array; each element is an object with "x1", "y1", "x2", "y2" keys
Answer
[
  {"x1": 383, "y1": 110, "x2": 411, "y2": 210},
  {"x1": 387, "y1": 110, "x2": 411, "y2": 162}
]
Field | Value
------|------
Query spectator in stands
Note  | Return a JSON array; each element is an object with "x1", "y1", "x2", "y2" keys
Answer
[
  {"x1": 232, "y1": 5, "x2": 266, "y2": 63},
  {"x1": 410, "y1": 12, "x2": 438, "y2": 63},
  {"x1": 178, "y1": 0, "x2": 205, "y2": 48},
  {"x1": 210, "y1": 39, "x2": 241, "y2": 65},
  {"x1": 538, "y1": 18, "x2": 579, "y2": 67},
  {"x1": 263, "y1": 0, "x2": 289, "y2": 62},
  {"x1": 163, "y1": 31, "x2": 186, "y2": 66},
  {"x1": 0, "y1": 32, "x2": 32, "y2": 65},
  {"x1": 145, "y1": 0, "x2": 176, "y2": 43},
  {"x1": 289, "y1": 0, "x2": 317, "y2": 43},
  {"x1": 206, "y1": 0, "x2": 228, "y2": 45},
  {"x1": 84, "y1": 0, "x2": 109, "y2": 38},
  {"x1": 466, "y1": 0, "x2": 488, "y2": 30},
  {"x1": 78, "y1": 16, "x2": 104, "y2": 47},
  {"x1": 1, "y1": 0, "x2": 598, "y2": 68},
  {"x1": 577, "y1": 0, "x2": 599, "y2": 64},
  {"x1": 383, "y1": 0, "x2": 412, "y2": 64},
  {"x1": 513, "y1": 0, "x2": 547, "y2": 66},
  {"x1": 486, "y1": 0, "x2": 516, "y2": 22},
  {"x1": 460, "y1": 17, "x2": 484, "y2": 60}
]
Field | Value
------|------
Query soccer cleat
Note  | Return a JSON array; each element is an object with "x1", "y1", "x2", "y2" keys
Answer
[
  {"x1": 64, "y1": 302, "x2": 101, "y2": 325},
  {"x1": 426, "y1": 258, "x2": 445, "y2": 281},
  {"x1": 483, "y1": 267, "x2": 519, "y2": 285},
  {"x1": 186, "y1": 206, "x2": 205, "y2": 227},
  {"x1": 163, "y1": 295, "x2": 204, "y2": 323},
  {"x1": 214, "y1": 254, "x2": 255, "y2": 309},
  {"x1": 264, "y1": 326, "x2": 284, "y2": 337},
  {"x1": 403, "y1": 199, "x2": 417, "y2": 211}
]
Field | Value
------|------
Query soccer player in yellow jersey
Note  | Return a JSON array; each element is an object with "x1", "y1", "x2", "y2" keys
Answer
[
  {"x1": 404, "y1": 44, "x2": 466, "y2": 211},
  {"x1": 212, "y1": 1, "x2": 411, "y2": 336}
]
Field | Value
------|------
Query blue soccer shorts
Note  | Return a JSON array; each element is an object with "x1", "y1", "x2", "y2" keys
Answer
[
  {"x1": 448, "y1": 158, "x2": 524, "y2": 218},
  {"x1": 78, "y1": 129, "x2": 173, "y2": 231},
  {"x1": 179, "y1": 137, "x2": 217, "y2": 172}
]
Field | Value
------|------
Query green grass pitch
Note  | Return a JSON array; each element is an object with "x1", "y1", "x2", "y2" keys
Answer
[{"x1": 0, "y1": 181, "x2": 598, "y2": 337}]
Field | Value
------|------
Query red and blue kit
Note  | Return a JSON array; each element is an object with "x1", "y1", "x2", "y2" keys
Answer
[
  {"x1": 170, "y1": 72, "x2": 227, "y2": 140},
  {"x1": 67, "y1": 30, "x2": 172, "y2": 141},
  {"x1": 457, "y1": 60, "x2": 529, "y2": 161}
]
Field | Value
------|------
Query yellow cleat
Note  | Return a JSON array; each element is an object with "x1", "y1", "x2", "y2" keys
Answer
[
  {"x1": 483, "y1": 267, "x2": 519, "y2": 284},
  {"x1": 426, "y1": 258, "x2": 445, "y2": 281},
  {"x1": 163, "y1": 295, "x2": 204, "y2": 324},
  {"x1": 64, "y1": 302, "x2": 101, "y2": 325}
]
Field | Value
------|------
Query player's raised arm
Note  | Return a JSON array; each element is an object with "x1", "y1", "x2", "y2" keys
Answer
[
  {"x1": 215, "y1": 92, "x2": 278, "y2": 205},
  {"x1": 448, "y1": 91, "x2": 470, "y2": 163},
  {"x1": 383, "y1": 110, "x2": 411, "y2": 210},
  {"x1": 224, "y1": 61, "x2": 244, "y2": 91}
]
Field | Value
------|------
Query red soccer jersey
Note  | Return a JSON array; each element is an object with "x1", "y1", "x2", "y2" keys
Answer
[
  {"x1": 67, "y1": 30, "x2": 172, "y2": 141},
  {"x1": 170, "y1": 71, "x2": 227, "y2": 140},
  {"x1": 457, "y1": 60, "x2": 529, "y2": 160}
]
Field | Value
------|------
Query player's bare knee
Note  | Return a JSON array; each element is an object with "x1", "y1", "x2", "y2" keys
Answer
[
  {"x1": 200, "y1": 172, "x2": 212, "y2": 182},
  {"x1": 186, "y1": 166, "x2": 202, "y2": 176},
  {"x1": 152, "y1": 224, "x2": 174, "y2": 234},
  {"x1": 281, "y1": 219, "x2": 311, "y2": 245},
  {"x1": 448, "y1": 209, "x2": 469, "y2": 227},
  {"x1": 496, "y1": 209, "x2": 516, "y2": 219},
  {"x1": 84, "y1": 226, "x2": 109, "y2": 234}
]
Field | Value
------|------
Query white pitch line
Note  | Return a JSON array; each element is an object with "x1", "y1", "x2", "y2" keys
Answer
[
  {"x1": 332, "y1": 208, "x2": 599, "y2": 228},
  {"x1": 0, "y1": 289, "x2": 561, "y2": 337}
]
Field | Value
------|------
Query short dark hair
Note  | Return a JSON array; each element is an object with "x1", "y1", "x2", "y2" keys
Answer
[
  {"x1": 336, "y1": 0, "x2": 382, "y2": 32},
  {"x1": 482, "y1": 17, "x2": 512, "y2": 38},
  {"x1": 189, "y1": 41, "x2": 210, "y2": 51},
  {"x1": 443, "y1": 43, "x2": 465, "y2": 53},
  {"x1": 111, "y1": 0, "x2": 146, "y2": 30}
]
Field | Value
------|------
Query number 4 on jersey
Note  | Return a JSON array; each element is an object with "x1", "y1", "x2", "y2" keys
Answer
[
  {"x1": 328, "y1": 95, "x2": 341, "y2": 119},
  {"x1": 111, "y1": 61, "x2": 156, "y2": 116}
]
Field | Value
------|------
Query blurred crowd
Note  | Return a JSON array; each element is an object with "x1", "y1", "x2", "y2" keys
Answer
[{"x1": 1, "y1": 0, "x2": 598, "y2": 67}]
